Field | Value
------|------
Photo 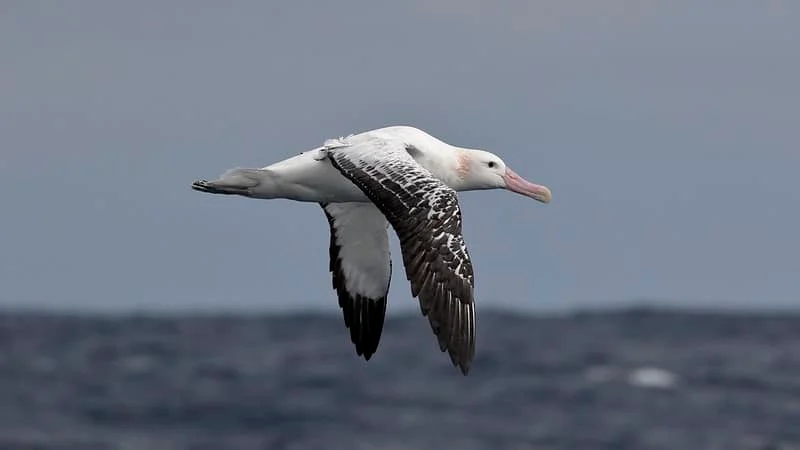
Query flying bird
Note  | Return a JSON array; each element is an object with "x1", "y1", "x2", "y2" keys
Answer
[{"x1": 191, "y1": 125, "x2": 551, "y2": 375}]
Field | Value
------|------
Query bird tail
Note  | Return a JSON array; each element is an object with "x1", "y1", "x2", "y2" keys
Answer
[{"x1": 191, "y1": 168, "x2": 263, "y2": 196}]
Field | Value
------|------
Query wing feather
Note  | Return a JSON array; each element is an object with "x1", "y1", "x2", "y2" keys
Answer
[
  {"x1": 322, "y1": 202, "x2": 392, "y2": 360},
  {"x1": 325, "y1": 138, "x2": 477, "y2": 375}
]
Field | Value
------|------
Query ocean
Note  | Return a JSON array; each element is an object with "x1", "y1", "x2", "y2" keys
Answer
[{"x1": 1, "y1": 307, "x2": 799, "y2": 450}]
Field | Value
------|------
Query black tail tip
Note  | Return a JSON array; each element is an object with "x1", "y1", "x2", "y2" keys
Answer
[{"x1": 191, "y1": 180, "x2": 211, "y2": 192}]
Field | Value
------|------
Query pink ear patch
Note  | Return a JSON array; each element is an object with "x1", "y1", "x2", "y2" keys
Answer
[{"x1": 456, "y1": 151, "x2": 471, "y2": 178}]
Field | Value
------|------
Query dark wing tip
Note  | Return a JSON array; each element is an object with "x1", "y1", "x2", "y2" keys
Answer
[
  {"x1": 338, "y1": 292, "x2": 388, "y2": 360},
  {"x1": 417, "y1": 276, "x2": 476, "y2": 375},
  {"x1": 435, "y1": 296, "x2": 476, "y2": 376},
  {"x1": 330, "y1": 244, "x2": 389, "y2": 361}
]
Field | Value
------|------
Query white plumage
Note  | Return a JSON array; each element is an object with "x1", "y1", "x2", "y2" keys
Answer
[{"x1": 191, "y1": 125, "x2": 551, "y2": 375}]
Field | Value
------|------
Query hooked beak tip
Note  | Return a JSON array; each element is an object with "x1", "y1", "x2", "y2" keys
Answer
[
  {"x1": 504, "y1": 169, "x2": 552, "y2": 204},
  {"x1": 535, "y1": 186, "x2": 553, "y2": 204}
]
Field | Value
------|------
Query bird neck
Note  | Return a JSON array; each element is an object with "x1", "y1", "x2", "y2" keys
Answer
[{"x1": 431, "y1": 147, "x2": 473, "y2": 191}]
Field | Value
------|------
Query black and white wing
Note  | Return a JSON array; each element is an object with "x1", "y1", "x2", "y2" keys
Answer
[
  {"x1": 322, "y1": 202, "x2": 392, "y2": 361},
  {"x1": 326, "y1": 138, "x2": 477, "y2": 375}
]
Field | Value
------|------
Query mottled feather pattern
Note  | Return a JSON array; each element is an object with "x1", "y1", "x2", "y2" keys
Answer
[
  {"x1": 325, "y1": 138, "x2": 477, "y2": 374},
  {"x1": 322, "y1": 203, "x2": 392, "y2": 360}
]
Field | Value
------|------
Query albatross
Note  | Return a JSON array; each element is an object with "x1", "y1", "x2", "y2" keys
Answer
[{"x1": 191, "y1": 125, "x2": 551, "y2": 375}]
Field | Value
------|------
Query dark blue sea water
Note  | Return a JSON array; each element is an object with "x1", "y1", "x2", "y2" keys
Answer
[{"x1": 1, "y1": 307, "x2": 799, "y2": 450}]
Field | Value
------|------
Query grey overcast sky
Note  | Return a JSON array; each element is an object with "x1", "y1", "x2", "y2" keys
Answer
[{"x1": 1, "y1": 1, "x2": 798, "y2": 313}]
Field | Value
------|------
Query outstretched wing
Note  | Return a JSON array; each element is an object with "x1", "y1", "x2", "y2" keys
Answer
[
  {"x1": 326, "y1": 137, "x2": 476, "y2": 375},
  {"x1": 322, "y1": 202, "x2": 392, "y2": 360}
]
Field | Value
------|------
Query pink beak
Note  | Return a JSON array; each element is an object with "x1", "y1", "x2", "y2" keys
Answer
[{"x1": 503, "y1": 168, "x2": 552, "y2": 203}]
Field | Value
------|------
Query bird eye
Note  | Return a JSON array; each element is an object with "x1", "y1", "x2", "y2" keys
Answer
[{"x1": 488, "y1": 161, "x2": 497, "y2": 168}]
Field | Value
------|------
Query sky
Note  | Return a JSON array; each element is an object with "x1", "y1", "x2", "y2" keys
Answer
[{"x1": 0, "y1": 1, "x2": 798, "y2": 313}]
